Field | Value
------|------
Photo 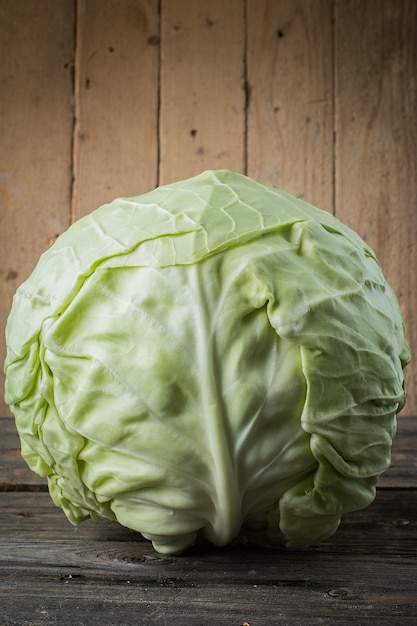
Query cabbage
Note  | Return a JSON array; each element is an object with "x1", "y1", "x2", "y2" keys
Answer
[{"x1": 4, "y1": 169, "x2": 410, "y2": 554}]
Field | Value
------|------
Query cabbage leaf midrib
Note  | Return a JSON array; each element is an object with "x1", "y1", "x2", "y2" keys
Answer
[{"x1": 189, "y1": 263, "x2": 242, "y2": 543}]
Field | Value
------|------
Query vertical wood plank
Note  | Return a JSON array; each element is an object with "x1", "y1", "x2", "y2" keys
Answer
[
  {"x1": 335, "y1": 0, "x2": 417, "y2": 415},
  {"x1": 72, "y1": 0, "x2": 160, "y2": 220},
  {"x1": 247, "y1": 0, "x2": 334, "y2": 214},
  {"x1": 0, "y1": 0, "x2": 75, "y2": 416},
  {"x1": 159, "y1": 0, "x2": 245, "y2": 185}
]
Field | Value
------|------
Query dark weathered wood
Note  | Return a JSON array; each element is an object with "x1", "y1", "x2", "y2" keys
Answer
[
  {"x1": 2, "y1": 416, "x2": 416, "y2": 490},
  {"x1": 380, "y1": 415, "x2": 417, "y2": 489},
  {"x1": 0, "y1": 568, "x2": 414, "y2": 624},
  {"x1": 0, "y1": 489, "x2": 415, "y2": 554},
  {"x1": 0, "y1": 418, "x2": 47, "y2": 491},
  {"x1": 0, "y1": 562, "x2": 416, "y2": 626},
  {"x1": 1, "y1": 411, "x2": 416, "y2": 624},
  {"x1": 0, "y1": 491, "x2": 416, "y2": 624}
]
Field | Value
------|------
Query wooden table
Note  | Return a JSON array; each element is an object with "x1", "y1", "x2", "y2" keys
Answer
[{"x1": 1, "y1": 415, "x2": 416, "y2": 625}]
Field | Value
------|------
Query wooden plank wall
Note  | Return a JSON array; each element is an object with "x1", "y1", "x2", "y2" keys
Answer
[
  {"x1": 0, "y1": 0, "x2": 75, "y2": 417},
  {"x1": 1, "y1": 0, "x2": 416, "y2": 417}
]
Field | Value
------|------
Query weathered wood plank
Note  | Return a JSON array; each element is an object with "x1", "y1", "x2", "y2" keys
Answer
[
  {"x1": 334, "y1": 0, "x2": 417, "y2": 416},
  {"x1": 0, "y1": 0, "x2": 75, "y2": 416},
  {"x1": 0, "y1": 489, "x2": 415, "y2": 554},
  {"x1": 2, "y1": 416, "x2": 415, "y2": 490},
  {"x1": 72, "y1": 0, "x2": 160, "y2": 220},
  {"x1": 382, "y1": 415, "x2": 417, "y2": 489},
  {"x1": 159, "y1": 0, "x2": 246, "y2": 184},
  {"x1": 246, "y1": 0, "x2": 334, "y2": 213},
  {"x1": 0, "y1": 490, "x2": 416, "y2": 624},
  {"x1": 0, "y1": 562, "x2": 416, "y2": 626},
  {"x1": 0, "y1": 418, "x2": 47, "y2": 491},
  {"x1": 1, "y1": 570, "x2": 416, "y2": 626}
]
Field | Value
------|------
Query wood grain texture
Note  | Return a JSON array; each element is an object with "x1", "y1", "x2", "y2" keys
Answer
[
  {"x1": 0, "y1": 488, "x2": 415, "y2": 552},
  {"x1": 335, "y1": 0, "x2": 417, "y2": 416},
  {"x1": 0, "y1": 418, "x2": 47, "y2": 491},
  {"x1": 0, "y1": 0, "x2": 75, "y2": 416},
  {"x1": 159, "y1": 0, "x2": 246, "y2": 185},
  {"x1": 247, "y1": 0, "x2": 334, "y2": 213},
  {"x1": 1, "y1": 0, "x2": 415, "y2": 420},
  {"x1": 72, "y1": 0, "x2": 160, "y2": 220},
  {"x1": 0, "y1": 490, "x2": 416, "y2": 624},
  {"x1": 1, "y1": 4, "x2": 416, "y2": 620},
  {"x1": 1, "y1": 562, "x2": 415, "y2": 626}
]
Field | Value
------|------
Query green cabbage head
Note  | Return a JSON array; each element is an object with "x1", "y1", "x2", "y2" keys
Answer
[{"x1": 4, "y1": 170, "x2": 410, "y2": 554}]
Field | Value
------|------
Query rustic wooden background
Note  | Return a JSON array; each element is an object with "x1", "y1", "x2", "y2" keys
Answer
[{"x1": 1, "y1": 0, "x2": 416, "y2": 417}]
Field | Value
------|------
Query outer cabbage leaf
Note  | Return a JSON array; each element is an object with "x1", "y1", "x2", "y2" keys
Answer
[{"x1": 4, "y1": 169, "x2": 410, "y2": 553}]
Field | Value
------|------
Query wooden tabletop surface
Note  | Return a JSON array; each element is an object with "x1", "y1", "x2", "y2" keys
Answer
[{"x1": 1, "y1": 415, "x2": 416, "y2": 625}]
